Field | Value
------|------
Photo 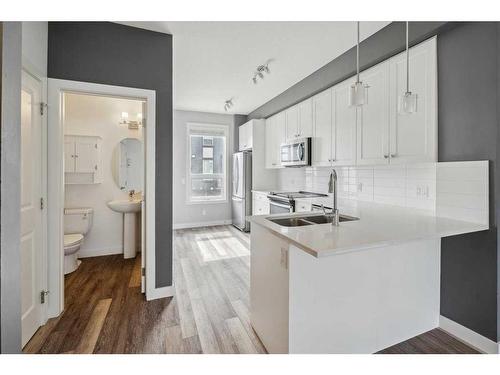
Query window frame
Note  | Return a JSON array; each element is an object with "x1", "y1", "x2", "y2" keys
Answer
[{"x1": 186, "y1": 122, "x2": 229, "y2": 205}]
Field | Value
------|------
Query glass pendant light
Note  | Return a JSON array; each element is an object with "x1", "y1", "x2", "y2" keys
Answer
[
  {"x1": 399, "y1": 21, "x2": 417, "y2": 114},
  {"x1": 349, "y1": 22, "x2": 368, "y2": 107}
]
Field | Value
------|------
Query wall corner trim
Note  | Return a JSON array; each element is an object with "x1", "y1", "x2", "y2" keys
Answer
[{"x1": 439, "y1": 315, "x2": 499, "y2": 354}]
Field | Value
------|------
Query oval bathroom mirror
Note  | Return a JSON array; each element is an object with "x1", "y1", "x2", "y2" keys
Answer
[{"x1": 113, "y1": 138, "x2": 144, "y2": 191}]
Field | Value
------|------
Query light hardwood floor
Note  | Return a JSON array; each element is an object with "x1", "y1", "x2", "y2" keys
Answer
[{"x1": 24, "y1": 225, "x2": 478, "y2": 354}]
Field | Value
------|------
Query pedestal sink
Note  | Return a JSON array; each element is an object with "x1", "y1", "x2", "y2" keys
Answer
[{"x1": 107, "y1": 199, "x2": 142, "y2": 259}]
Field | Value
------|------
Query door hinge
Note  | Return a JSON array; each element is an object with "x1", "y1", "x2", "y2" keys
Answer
[
  {"x1": 40, "y1": 102, "x2": 48, "y2": 116},
  {"x1": 40, "y1": 290, "x2": 49, "y2": 304},
  {"x1": 40, "y1": 197, "x2": 44, "y2": 210},
  {"x1": 142, "y1": 268, "x2": 145, "y2": 277}
]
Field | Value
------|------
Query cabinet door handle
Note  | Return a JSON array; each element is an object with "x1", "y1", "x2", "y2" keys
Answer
[
  {"x1": 390, "y1": 153, "x2": 397, "y2": 158},
  {"x1": 384, "y1": 154, "x2": 389, "y2": 159}
]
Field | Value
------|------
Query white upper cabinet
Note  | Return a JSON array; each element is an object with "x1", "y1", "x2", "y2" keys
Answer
[
  {"x1": 332, "y1": 81, "x2": 357, "y2": 166},
  {"x1": 285, "y1": 98, "x2": 313, "y2": 141},
  {"x1": 265, "y1": 112, "x2": 286, "y2": 169},
  {"x1": 238, "y1": 120, "x2": 253, "y2": 150},
  {"x1": 298, "y1": 98, "x2": 313, "y2": 138},
  {"x1": 389, "y1": 37, "x2": 437, "y2": 164},
  {"x1": 64, "y1": 135, "x2": 102, "y2": 184},
  {"x1": 285, "y1": 105, "x2": 299, "y2": 140},
  {"x1": 264, "y1": 37, "x2": 437, "y2": 169},
  {"x1": 312, "y1": 89, "x2": 333, "y2": 167},
  {"x1": 356, "y1": 63, "x2": 391, "y2": 165}
]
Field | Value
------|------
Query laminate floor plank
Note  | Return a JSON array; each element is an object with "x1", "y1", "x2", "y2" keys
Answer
[{"x1": 24, "y1": 226, "x2": 479, "y2": 355}]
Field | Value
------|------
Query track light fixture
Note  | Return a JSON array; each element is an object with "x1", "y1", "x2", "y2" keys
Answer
[
  {"x1": 224, "y1": 99, "x2": 234, "y2": 112},
  {"x1": 252, "y1": 62, "x2": 271, "y2": 84}
]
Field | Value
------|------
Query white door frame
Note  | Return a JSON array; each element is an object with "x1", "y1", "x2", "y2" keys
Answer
[
  {"x1": 21, "y1": 63, "x2": 49, "y2": 330},
  {"x1": 47, "y1": 79, "x2": 159, "y2": 318}
]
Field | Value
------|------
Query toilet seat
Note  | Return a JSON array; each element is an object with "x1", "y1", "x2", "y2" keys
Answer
[{"x1": 64, "y1": 233, "x2": 83, "y2": 247}]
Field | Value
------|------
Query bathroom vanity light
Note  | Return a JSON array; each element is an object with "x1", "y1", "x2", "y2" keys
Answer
[
  {"x1": 120, "y1": 112, "x2": 142, "y2": 129},
  {"x1": 349, "y1": 22, "x2": 369, "y2": 107},
  {"x1": 399, "y1": 21, "x2": 417, "y2": 114}
]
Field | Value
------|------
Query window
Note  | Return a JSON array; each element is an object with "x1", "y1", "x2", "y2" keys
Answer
[{"x1": 187, "y1": 123, "x2": 228, "y2": 203}]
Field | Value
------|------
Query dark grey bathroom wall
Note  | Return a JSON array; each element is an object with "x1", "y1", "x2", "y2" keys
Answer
[
  {"x1": 438, "y1": 22, "x2": 498, "y2": 342},
  {"x1": 48, "y1": 22, "x2": 173, "y2": 288},
  {"x1": 247, "y1": 21, "x2": 498, "y2": 342}
]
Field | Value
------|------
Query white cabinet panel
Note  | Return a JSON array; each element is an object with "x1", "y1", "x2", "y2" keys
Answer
[
  {"x1": 285, "y1": 105, "x2": 299, "y2": 140},
  {"x1": 332, "y1": 81, "x2": 357, "y2": 166},
  {"x1": 239, "y1": 121, "x2": 253, "y2": 151},
  {"x1": 64, "y1": 141, "x2": 75, "y2": 173},
  {"x1": 298, "y1": 98, "x2": 313, "y2": 138},
  {"x1": 357, "y1": 64, "x2": 390, "y2": 165},
  {"x1": 250, "y1": 224, "x2": 289, "y2": 353},
  {"x1": 389, "y1": 37, "x2": 437, "y2": 164},
  {"x1": 75, "y1": 140, "x2": 98, "y2": 173},
  {"x1": 265, "y1": 113, "x2": 285, "y2": 169},
  {"x1": 252, "y1": 192, "x2": 270, "y2": 215},
  {"x1": 312, "y1": 89, "x2": 332, "y2": 167},
  {"x1": 64, "y1": 135, "x2": 102, "y2": 184}
]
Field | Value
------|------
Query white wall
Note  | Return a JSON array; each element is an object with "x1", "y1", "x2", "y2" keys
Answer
[
  {"x1": 173, "y1": 110, "x2": 236, "y2": 228},
  {"x1": 21, "y1": 22, "x2": 47, "y2": 76},
  {"x1": 63, "y1": 93, "x2": 143, "y2": 257}
]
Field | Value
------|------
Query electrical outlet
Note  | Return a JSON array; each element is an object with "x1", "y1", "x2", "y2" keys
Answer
[{"x1": 357, "y1": 183, "x2": 363, "y2": 192}]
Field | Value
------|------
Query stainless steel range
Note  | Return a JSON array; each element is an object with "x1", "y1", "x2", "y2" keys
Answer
[{"x1": 267, "y1": 191, "x2": 327, "y2": 214}]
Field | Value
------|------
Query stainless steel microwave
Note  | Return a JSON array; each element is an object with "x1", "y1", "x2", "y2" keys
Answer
[{"x1": 280, "y1": 138, "x2": 311, "y2": 167}]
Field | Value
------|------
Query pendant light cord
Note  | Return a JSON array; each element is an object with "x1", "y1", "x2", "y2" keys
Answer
[
  {"x1": 356, "y1": 21, "x2": 360, "y2": 83},
  {"x1": 406, "y1": 21, "x2": 409, "y2": 93}
]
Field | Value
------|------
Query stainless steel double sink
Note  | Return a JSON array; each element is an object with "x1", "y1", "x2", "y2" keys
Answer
[{"x1": 268, "y1": 214, "x2": 359, "y2": 227}]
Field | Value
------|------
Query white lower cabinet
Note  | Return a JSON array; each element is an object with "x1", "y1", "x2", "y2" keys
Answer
[
  {"x1": 295, "y1": 199, "x2": 312, "y2": 212},
  {"x1": 252, "y1": 192, "x2": 270, "y2": 215},
  {"x1": 250, "y1": 224, "x2": 289, "y2": 354}
]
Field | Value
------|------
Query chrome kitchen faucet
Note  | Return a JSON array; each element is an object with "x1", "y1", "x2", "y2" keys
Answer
[{"x1": 326, "y1": 169, "x2": 340, "y2": 226}]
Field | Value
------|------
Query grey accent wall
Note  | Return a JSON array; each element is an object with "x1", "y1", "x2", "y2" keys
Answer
[
  {"x1": 47, "y1": 22, "x2": 173, "y2": 288},
  {"x1": 438, "y1": 22, "x2": 498, "y2": 342},
  {"x1": 247, "y1": 21, "x2": 499, "y2": 342},
  {"x1": 0, "y1": 22, "x2": 22, "y2": 353}
]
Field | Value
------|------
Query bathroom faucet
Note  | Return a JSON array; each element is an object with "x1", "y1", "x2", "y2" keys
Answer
[{"x1": 327, "y1": 169, "x2": 340, "y2": 226}]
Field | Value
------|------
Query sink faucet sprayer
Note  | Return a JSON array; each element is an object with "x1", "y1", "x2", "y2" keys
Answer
[{"x1": 325, "y1": 169, "x2": 340, "y2": 226}]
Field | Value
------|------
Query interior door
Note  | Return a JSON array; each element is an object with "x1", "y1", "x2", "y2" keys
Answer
[
  {"x1": 141, "y1": 101, "x2": 147, "y2": 293},
  {"x1": 20, "y1": 70, "x2": 44, "y2": 347}
]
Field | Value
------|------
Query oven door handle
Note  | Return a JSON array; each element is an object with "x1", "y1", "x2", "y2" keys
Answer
[{"x1": 269, "y1": 200, "x2": 293, "y2": 210}]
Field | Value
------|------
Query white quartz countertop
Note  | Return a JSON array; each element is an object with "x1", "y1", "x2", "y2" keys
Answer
[{"x1": 248, "y1": 198, "x2": 489, "y2": 258}]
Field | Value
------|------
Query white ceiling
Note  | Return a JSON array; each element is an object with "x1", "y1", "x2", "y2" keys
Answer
[{"x1": 120, "y1": 21, "x2": 390, "y2": 115}]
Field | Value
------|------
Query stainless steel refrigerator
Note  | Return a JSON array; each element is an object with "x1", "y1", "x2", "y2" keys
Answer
[{"x1": 232, "y1": 151, "x2": 252, "y2": 232}]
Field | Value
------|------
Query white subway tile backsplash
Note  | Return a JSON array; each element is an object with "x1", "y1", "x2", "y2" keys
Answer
[{"x1": 276, "y1": 161, "x2": 488, "y2": 224}]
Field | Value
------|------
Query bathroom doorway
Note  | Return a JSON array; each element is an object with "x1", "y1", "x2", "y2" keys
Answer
[{"x1": 46, "y1": 80, "x2": 160, "y2": 319}]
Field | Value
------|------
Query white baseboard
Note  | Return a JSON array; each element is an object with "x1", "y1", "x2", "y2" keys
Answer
[
  {"x1": 146, "y1": 285, "x2": 175, "y2": 301},
  {"x1": 78, "y1": 247, "x2": 123, "y2": 258},
  {"x1": 173, "y1": 219, "x2": 232, "y2": 230},
  {"x1": 439, "y1": 315, "x2": 498, "y2": 354}
]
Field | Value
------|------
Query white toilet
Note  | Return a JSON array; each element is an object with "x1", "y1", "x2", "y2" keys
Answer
[{"x1": 63, "y1": 207, "x2": 94, "y2": 275}]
